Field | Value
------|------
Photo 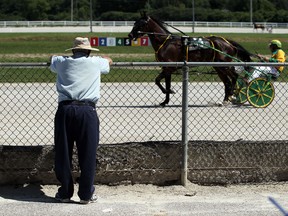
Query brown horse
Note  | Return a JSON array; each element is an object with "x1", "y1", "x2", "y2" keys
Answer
[
  {"x1": 253, "y1": 22, "x2": 265, "y2": 31},
  {"x1": 128, "y1": 13, "x2": 253, "y2": 106}
]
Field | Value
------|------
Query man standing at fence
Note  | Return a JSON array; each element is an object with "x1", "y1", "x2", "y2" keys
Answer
[{"x1": 49, "y1": 37, "x2": 112, "y2": 204}]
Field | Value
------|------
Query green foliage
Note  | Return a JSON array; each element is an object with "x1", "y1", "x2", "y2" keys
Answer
[
  {"x1": 269, "y1": 9, "x2": 288, "y2": 22},
  {"x1": 0, "y1": 0, "x2": 288, "y2": 22},
  {"x1": 23, "y1": 0, "x2": 51, "y2": 20},
  {"x1": 99, "y1": 11, "x2": 139, "y2": 21}
]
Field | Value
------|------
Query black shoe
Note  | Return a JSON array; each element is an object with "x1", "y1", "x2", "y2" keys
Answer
[
  {"x1": 80, "y1": 194, "x2": 98, "y2": 204},
  {"x1": 55, "y1": 192, "x2": 71, "y2": 203}
]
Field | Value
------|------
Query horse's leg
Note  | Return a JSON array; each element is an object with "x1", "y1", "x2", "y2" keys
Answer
[
  {"x1": 155, "y1": 68, "x2": 176, "y2": 93},
  {"x1": 160, "y1": 90, "x2": 170, "y2": 107},
  {"x1": 214, "y1": 67, "x2": 233, "y2": 104},
  {"x1": 160, "y1": 71, "x2": 176, "y2": 106},
  {"x1": 164, "y1": 71, "x2": 175, "y2": 94},
  {"x1": 155, "y1": 68, "x2": 175, "y2": 107},
  {"x1": 155, "y1": 70, "x2": 167, "y2": 94},
  {"x1": 227, "y1": 68, "x2": 239, "y2": 102}
]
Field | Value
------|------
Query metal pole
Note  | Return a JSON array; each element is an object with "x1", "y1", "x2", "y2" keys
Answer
[
  {"x1": 250, "y1": 0, "x2": 253, "y2": 24},
  {"x1": 71, "y1": 0, "x2": 73, "y2": 21},
  {"x1": 90, "y1": 0, "x2": 93, "y2": 33},
  {"x1": 192, "y1": 0, "x2": 195, "y2": 33},
  {"x1": 181, "y1": 64, "x2": 189, "y2": 186},
  {"x1": 181, "y1": 36, "x2": 189, "y2": 186}
]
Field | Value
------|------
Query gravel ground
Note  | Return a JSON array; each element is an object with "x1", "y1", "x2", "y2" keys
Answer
[{"x1": 1, "y1": 182, "x2": 288, "y2": 216}]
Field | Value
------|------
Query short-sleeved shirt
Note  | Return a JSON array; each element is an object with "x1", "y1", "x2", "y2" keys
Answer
[
  {"x1": 269, "y1": 49, "x2": 286, "y2": 72},
  {"x1": 50, "y1": 53, "x2": 110, "y2": 104}
]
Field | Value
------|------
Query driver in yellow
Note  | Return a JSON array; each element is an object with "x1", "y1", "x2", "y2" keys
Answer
[{"x1": 249, "y1": 39, "x2": 286, "y2": 81}]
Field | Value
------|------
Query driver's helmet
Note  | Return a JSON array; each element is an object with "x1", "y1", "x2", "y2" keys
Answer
[{"x1": 269, "y1": 40, "x2": 282, "y2": 48}]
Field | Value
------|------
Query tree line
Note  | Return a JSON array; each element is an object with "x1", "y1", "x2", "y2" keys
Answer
[{"x1": 0, "y1": 0, "x2": 288, "y2": 22}]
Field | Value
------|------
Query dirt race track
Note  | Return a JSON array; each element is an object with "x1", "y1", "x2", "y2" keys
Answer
[{"x1": 1, "y1": 82, "x2": 288, "y2": 146}]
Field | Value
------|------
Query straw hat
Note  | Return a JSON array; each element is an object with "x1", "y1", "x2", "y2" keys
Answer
[{"x1": 65, "y1": 37, "x2": 99, "y2": 51}]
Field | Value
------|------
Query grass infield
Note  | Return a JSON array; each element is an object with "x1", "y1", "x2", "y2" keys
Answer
[{"x1": 0, "y1": 32, "x2": 287, "y2": 82}]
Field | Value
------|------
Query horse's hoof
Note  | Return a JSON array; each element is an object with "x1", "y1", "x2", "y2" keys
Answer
[
  {"x1": 162, "y1": 89, "x2": 175, "y2": 94},
  {"x1": 215, "y1": 102, "x2": 223, "y2": 107},
  {"x1": 222, "y1": 100, "x2": 232, "y2": 106},
  {"x1": 159, "y1": 102, "x2": 167, "y2": 107},
  {"x1": 228, "y1": 95, "x2": 237, "y2": 104},
  {"x1": 168, "y1": 89, "x2": 176, "y2": 94}
]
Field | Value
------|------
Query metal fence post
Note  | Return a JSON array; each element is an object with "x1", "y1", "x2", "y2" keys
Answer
[{"x1": 181, "y1": 36, "x2": 189, "y2": 186}]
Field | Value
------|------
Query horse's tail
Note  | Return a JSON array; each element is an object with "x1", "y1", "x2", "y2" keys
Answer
[{"x1": 227, "y1": 39, "x2": 254, "y2": 62}]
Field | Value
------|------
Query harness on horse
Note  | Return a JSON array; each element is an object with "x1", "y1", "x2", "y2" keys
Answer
[
  {"x1": 154, "y1": 34, "x2": 216, "y2": 62},
  {"x1": 155, "y1": 34, "x2": 171, "y2": 56},
  {"x1": 188, "y1": 37, "x2": 211, "y2": 51},
  {"x1": 186, "y1": 37, "x2": 216, "y2": 62}
]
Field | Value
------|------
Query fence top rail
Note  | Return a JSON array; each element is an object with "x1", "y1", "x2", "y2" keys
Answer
[
  {"x1": 0, "y1": 62, "x2": 288, "y2": 67},
  {"x1": 113, "y1": 62, "x2": 288, "y2": 67},
  {"x1": 0, "y1": 21, "x2": 286, "y2": 28},
  {"x1": 0, "y1": 62, "x2": 49, "y2": 67}
]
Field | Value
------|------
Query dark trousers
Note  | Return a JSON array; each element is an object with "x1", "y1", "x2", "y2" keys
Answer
[{"x1": 54, "y1": 103, "x2": 99, "y2": 200}]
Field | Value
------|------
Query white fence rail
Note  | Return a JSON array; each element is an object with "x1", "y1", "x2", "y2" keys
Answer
[{"x1": 1, "y1": 20, "x2": 288, "y2": 28}]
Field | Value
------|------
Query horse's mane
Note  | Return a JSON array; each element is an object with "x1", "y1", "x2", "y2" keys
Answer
[
  {"x1": 149, "y1": 16, "x2": 172, "y2": 34},
  {"x1": 227, "y1": 39, "x2": 254, "y2": 62}
]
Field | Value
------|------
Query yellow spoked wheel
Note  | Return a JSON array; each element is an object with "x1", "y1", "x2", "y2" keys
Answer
[
  {"x1": 233, "y1": 78, "x2": 247, "y2": 104},
  {"x1": 247, "y1": 78, "x2": 275, "y2": 108}
]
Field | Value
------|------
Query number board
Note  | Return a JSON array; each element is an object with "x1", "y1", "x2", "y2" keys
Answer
[
  {"x1": 99, "y1": 37, "x2": 107, "y2": 46},
  {"x1": 141, "y1": 37, "x2": 149, "y2": 46},
  {"x1": 116, "y1": 38, "x2": 124, "y2": 46},
  {"x1": 124, "y1": 38, "x2": 131, "y2": 46},
  {"x1": 131, "y1": 38, "x2": 141, "y2": 46},
  {"x1": 89, "y1": 37, "x2": 150, "y2": 47},
  {"x1": 107, "y1": 37, "x2": 116, "y2": 46},
  {"x1": 90, "y1": 37, "x2": 99, "y2": 46}
]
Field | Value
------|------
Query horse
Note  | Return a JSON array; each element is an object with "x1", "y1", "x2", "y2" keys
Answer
[
  {"x1": 128, "y1": 13, "x2": 253, "y2": 106},
  {"x1": 253, "y1": 23, "x2": 265, "y2": 32}
]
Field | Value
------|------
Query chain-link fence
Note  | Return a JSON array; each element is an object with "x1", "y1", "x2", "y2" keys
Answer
[{"x1": 1, "y1": 62, "x2": 288, "y2": 185}]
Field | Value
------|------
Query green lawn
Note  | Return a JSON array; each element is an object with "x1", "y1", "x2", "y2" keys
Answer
[
  {"x1": 0, "y1": 32, "x2": 287, "y2": 56},
  {"x1": 0, "y1": 32, "x2": 287, "y2": 82}
]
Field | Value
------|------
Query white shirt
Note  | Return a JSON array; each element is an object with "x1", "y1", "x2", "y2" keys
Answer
[{"x1": 50, "y1": 53, "x2": 110, "y2": 103}]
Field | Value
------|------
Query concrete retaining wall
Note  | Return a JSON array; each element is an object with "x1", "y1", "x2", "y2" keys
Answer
[{"x1": 1, "y1": 141, "x2": 288, "y2": 185}]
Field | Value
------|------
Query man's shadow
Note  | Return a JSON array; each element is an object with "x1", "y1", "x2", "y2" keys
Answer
[{"x1": 0, "y1": 184, "x2": 56, "y2": 203}]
